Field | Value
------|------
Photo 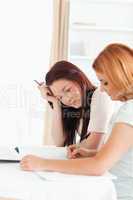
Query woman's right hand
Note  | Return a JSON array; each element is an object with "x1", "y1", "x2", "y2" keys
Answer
[
  {"x1": 67, "y1": 144, "x2": 92, "y2": 159},
  {"x1": 38, "y1": 84, "x2": 60, "y2": 108},
  {"x1": 67, "y1": 144, "x2": 79, "y2": 159}
]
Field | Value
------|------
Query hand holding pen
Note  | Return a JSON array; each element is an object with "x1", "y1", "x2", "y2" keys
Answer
[
  {"x1": 34, "y1": 80, "x2": 60, "y2": 109},
  {"x1": 67, "y1": 144, "x2": 80, "y2": 159},
  {"x1": 34, "y1": 80, "x2": 53, "y2": 100},
  {"x1": 34, "y1": 80, "x2": 44, "y2": 86},
  {"x1": 67, "y1": 144, "x2": 96, "y2": 159}
]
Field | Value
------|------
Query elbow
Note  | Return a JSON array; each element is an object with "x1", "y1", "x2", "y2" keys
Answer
[
  {"x1": 86, "y1": 158, "x2": 107, "y2": 176},
  {"x1": 94, "y1": 163, "x2": 107, "y2": 176},
  {"x1": 88, "y1": 167, "x2": 106, "y2": 176},
  {"x1": 91, "y1": 168, "x2": 106, "y2": 176}
]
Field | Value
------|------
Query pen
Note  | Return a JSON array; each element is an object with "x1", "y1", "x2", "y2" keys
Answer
[
  {"x1": 15, "y1": 147, "x2": 20, "y2": 154},
  {"x1": 34, "y1": 80, "x2": 44, "y2": 86}
]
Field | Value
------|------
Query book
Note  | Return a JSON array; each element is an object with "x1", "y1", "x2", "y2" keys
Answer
[
  {"x1": 0, "y1": 146, "x2": 67, "y2": 162},
  {"x1": 0, "y1": 146, "x2": 20, "y2": 162}
]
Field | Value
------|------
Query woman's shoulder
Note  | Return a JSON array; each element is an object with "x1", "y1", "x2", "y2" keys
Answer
[
  {"x1": 92, "y1": 87, "x2": 109, "y2": 97},
  {"x1": 86, "y1": 87, "x2": 108, "y2": 102},
  {"x1": 115, "y1": 99, "x2": 133, "y2": 126},
  {"x1": 117, "y1": 99, "x2": 133, "y2": 114},
  {"x1": 91, "y1": 87, "x2": 114, "y2": 107}
]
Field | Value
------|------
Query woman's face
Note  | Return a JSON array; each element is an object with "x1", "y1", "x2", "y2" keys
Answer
[
  {"x1": 49, "y1": 79, "x2": 82, "y2": 108},
  {"x1": 96, "y1": 72, "x2": 119, "y2": 100}
]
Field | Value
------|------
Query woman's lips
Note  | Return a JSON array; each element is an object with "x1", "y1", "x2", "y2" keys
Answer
[{"x1": 72, "y1": 99, "x2": 80, "y2": 107}]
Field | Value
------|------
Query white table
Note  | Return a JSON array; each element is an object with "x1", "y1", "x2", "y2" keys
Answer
[{"x1": 0, "y1": 146, "x2": 117, "y2": 200}]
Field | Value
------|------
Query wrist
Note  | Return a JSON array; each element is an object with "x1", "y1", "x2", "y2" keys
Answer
[
  {"x1": 42, "y1": 159, "x2": 53, "y2": 171},
  {"x1": 40, "y1": 159, "x2": 47, "y2": 171},
  {"x1": 80, "y1": 139, "x2": 89, "y2": 148},
  {"x1": 53, "y1": 100, "x2": 61, "y2": 110}
]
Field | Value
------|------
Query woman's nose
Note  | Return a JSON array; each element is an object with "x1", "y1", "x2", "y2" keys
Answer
[
  {"x1": 68, "y1": 97, "x2": 73, "y2": 104},
  {"x1": 100, "y1": 84, "x2": 105, "y2": 92},
  {"x1": 62, "y1": 95, "x2": 72, "y2": 104}
]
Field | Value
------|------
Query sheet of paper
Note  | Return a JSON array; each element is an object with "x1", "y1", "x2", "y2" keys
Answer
[
  {"x1": 0, "y1": 146, "x2": 67, "y2": 161},
  {"x1": 19, "y1": 146, "x2": 67, "y2": 160},
  {"x1": 0, "y1": 146, "x2": 20, "y2": 161}
]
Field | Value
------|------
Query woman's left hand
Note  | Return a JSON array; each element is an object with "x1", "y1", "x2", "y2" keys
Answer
[{"x1": 20, "y1": 155, "x2": 45, "y2": 171}]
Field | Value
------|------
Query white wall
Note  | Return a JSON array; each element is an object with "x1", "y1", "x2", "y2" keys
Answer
[
  {"x1": 69, "y1": 0, "x2": 133, "y2": 84},
  {"x1": 0, "y1": 0, "x2": 53, "y2": 145}
]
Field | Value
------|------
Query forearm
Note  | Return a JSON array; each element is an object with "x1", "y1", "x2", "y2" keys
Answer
[
  {"x1": 80, "y1": 139, "x2": 92, "y2": 148},
  {"x1": 42, "y1": 157, "x2": 103, "y2": 176},
  {"x1": 82, "y1": 149, "x2": 97, "y2": 157},
  {"x1": 80, "y1": 132, "x2": 104, "y2": 150},
  {"x1": 52, "y1": 105, "x2": 65, "y2": 146}
]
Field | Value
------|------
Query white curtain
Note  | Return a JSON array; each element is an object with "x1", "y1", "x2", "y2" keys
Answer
[{"x1": 43, "y1": 0, "x2": 70, "y2": 144}]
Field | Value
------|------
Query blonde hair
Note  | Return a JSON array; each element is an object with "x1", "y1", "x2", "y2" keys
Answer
[{"x1": 92, "y1": 43, "x2": 133, "y2": 101}]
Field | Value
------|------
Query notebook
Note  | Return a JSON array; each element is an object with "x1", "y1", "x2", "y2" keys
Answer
[
  {"x1": 0, "y1": 146, "x2": 67, "y2": 162},
  {"x1": 0, "y1": 146, "x2": 20, "y2": 162}
]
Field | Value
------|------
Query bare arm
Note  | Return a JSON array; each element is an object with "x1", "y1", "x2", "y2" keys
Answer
[
  {"x1": 95, "y1": 123, "x2": 133, "y2": 171},
  {"x1": 51, "y1": 101, "x2": 65, "y2": 146},
  {"x1": 67, "y1": 132, "x2": 104, "y2": 159},
  {"x1": 69, "y1": 88, "x2": 114, "y2": 157},
  {"x1": 38, "y1": 85, "x2": 65, "y2": 146},
  {"x1": 80, "y1": 132, "x2": 104, "y2": 149},
  {"x1": 20, "y1": 122, "x2": 133, "y2": 176}
]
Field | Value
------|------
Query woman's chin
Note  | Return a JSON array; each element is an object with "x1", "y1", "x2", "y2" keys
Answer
[
  {"x1": 110, "y1": 96, "x2": 115, "y2": 100},
  {"x1": 73, "y1": 103, "x2": 81, "y2": 109},
  {"x1": 74, "y1": 105, "x2": 79, "y2": 109},
  {"x1": 110, "y1": 95, "x2": 119, "y2": 101}
]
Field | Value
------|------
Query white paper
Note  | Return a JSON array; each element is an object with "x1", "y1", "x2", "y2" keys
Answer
[
  {"x1": 19, "y1": 146, "x2": 67, "y2": 160},
  {"x1": 0, "y1": 146, "x2": 20, "y2": 161},
  {"x1": 0, "y1": 146, "x2": 67, "y2": 161}
]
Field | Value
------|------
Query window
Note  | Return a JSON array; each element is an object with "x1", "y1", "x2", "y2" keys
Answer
[{"x1": 69, "y1": 0, "x2": 133, "y2": 85}]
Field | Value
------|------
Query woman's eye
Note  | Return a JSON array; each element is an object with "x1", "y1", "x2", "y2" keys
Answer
[
  {"x1": 65, "y1": 88, "x2": 71, "y2": 92},
  {"x1": 104, "y1": 82, "x2": 108, "y2": 86},
  {"x1": 56, "y1": 95, "x2": 61, "y2": 100}
]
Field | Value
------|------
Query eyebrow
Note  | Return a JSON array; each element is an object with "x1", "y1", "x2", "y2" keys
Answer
[
  {"x1": 48, "y1": 87, "x2": 54, "y2": 95},
  {"x1": 99, "y1": 79, "x2": 103, "y2": 82},
  {"x1": 62, "y1": 85, "x2": 67, "y2": 92}
]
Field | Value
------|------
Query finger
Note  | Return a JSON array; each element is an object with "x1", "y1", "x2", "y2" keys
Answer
[
  {"x1": 38, "y1": 87, "x2": 55, "y2": 102},
  {"x1": 71, "y1": 149, "x2": 81, "y2": 158},
  {"x1": 21, "y1": 155, "x2": 32, "y2": 161},
  {"x1": 67, "y1": 150, "x2": 73, "y2": 159},
  {"x1": 21, "y1": 165, "x2": 31, "y2": 171},
  {"x1": 72, "y1": 148, "x2": 83, "y2": 155},
  {"x1": 67, "y1": 146, "x2": 75, "y2": 158},
  {"x1": 38, "y1": 85, "x2": 48, "y2": 93},
  {"x1": 46, "y1": 95, "x2": 55, "y2": 102},
  {"x1": 67, "y1": 146, "x2": 73, "y2": 153},
  {"x1": 39, "y1": 81, "x2": 44, "y2": 86},
  {"x1": 20, "y1": 163, "x2": 28, "y2": 170},
  {"x1": 67, "y1": 144, "x2": 79, "y2": 158},
  {"x1": 20, "y1": 161, "x2": 33, "y2": 171},
  {"x1": 20, "y1": 160, "x2": 29, "y2": 167},
  {"x1": 68, "y1": 145, "x2": 76, "y2": 152}
]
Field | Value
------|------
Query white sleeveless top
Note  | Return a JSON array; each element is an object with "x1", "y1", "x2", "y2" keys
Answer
[
  {"x1": 77, "y1": 87, "x2": 114, "y2": 135},
  {"x1": 105, "y1": 99, "x2": 133, "y2": 200}
]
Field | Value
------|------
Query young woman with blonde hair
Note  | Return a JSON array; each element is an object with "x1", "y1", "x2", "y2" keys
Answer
[{"x1": 20, "y1": 43, "x2": 133, "y2": 200}]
